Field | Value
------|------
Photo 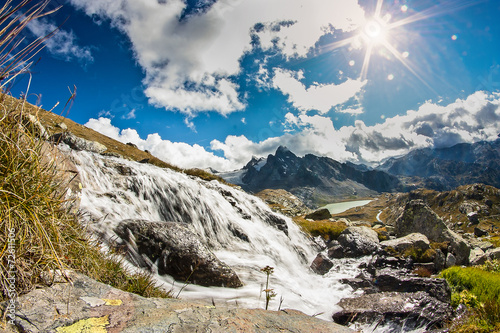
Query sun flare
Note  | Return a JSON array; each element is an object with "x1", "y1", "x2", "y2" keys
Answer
[{"x1": 321, "y1": 0, "x2": 477, "y2": 87}]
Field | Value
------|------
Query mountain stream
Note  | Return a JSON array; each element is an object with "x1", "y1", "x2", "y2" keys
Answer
[{"x1": 63, "y1": 146, "x2": 369, "y2": 323}]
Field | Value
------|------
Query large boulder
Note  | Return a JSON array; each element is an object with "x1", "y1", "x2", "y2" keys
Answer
[
  {"x1": 114, "y1": 220, "x2": 242, "y2": 288},
  {"x1": 394, "y1": 200, "x2": 470, "y2": 265},
  {"x1": 334, "y1": 226, "x2": 381, "y2": 258},
  {"x1": 332, "y1": 291, "x2": 452, "y2": 331},
  {"x1": 380, "y1": 233, "x2": 430, "y2": 253}
]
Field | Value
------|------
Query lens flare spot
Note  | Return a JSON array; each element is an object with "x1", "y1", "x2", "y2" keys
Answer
[
  {"x1": 451, "y1": 34, "x2": 458, "y2": 40},
  {"x1": 365, "y1": 20, "x2": 382, "y2": 38},
  {"x1": 387, "y1": 74, "x2": 394, "y2": 80},
  {"x1": 401, "y1": 5, "x2": 408, "y2": 13},
  {"x1": 402, "y1": 51, "x2": 410, "y2": 58},
  {"x1": 349, "y1": 60, "x2": 355, "y2": 66}
]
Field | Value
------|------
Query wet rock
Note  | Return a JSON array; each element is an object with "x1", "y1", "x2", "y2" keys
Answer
[
  {"x1": 380, "y1": 233, "x2": 430, "y2": 253},
  {"x1": 51, "y1": 131, "x2": 107, "y2": 154},
  {"x1": 374, "y1": 268, "x2": 451, "y2": 303},
  {"x1": 7, "y1": 271, "x2": 354, "y2": 333},
  {"x1": 327, "y1": 240, "x2": 345, "y2": 259},
  {"x1": 305, "y1": 208, "x2": 331, "y2": 220},
  {"x1": 333, "y1": 291, "x2": 453, "y2": 331},
  {"x1": 310, "y1": 253, "x2": 334, "y2": 275},
  {"x1": 115, "y1": 220, "x2": 243, "y2": 288},
  {"x1": 474, "y1": 227, "x2": 488, "y2": 237}
]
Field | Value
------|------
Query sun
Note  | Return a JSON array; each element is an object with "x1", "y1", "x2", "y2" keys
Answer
[
  {"x1": 362, "y1": 19, "x2": 387, "y2": 45},
  {"x1": 321, "y1": 0, "x2": 478, "y2": 87}
]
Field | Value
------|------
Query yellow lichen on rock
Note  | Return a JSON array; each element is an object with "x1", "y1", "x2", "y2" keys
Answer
[
  {"x1": 103, "y1": 299, "x2": 123, "y2": 306},
  {"x1": 55, "y1": 315, "x2": 109, "y2": 333}
]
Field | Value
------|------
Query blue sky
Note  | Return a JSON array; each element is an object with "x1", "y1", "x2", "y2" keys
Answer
[{"x1": 9, "y1": 0, "x2": 500, "y2": 170}]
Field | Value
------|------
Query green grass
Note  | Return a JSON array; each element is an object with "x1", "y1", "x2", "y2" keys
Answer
[
  {"x1": 440, "y1": 263, "x2": 500, "y2": 332},
  {"x1": 293, "y1": 217, "x2": 347, "y2": 241}
]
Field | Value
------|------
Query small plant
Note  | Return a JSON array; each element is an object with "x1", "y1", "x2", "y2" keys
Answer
[
  {"x1": 413, "y1": 266, "x2": 432, "y2": 278},
  {"x1": 261, "y1": 265, "x2": 276, "y2": 310}
]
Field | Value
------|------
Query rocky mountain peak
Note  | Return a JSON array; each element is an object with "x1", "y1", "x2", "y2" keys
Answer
[{"x1": 274, "y1": 145, "x2": 297, "y2": 159}]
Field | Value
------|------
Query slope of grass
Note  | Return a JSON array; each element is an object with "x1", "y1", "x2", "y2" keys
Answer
[{"x1": 0, "y1": 95, "x2": 171, "y2": 303}]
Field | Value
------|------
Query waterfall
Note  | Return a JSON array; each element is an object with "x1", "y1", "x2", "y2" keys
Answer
[{"x1": 62, "y1": 145, "x2": 363, "y2": 320}]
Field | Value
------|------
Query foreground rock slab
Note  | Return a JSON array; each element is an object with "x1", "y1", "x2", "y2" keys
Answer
[
  {"x1": 5, "y1": 272, "x2": 354, "y2": 333},
  {"x1": 332, "y1": 291, "x2": 453, "y2": 331}
]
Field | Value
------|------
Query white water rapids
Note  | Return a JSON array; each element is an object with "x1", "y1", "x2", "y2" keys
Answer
[{"x1": 63, "y1": 146, "x2": 367, "y2": 321}]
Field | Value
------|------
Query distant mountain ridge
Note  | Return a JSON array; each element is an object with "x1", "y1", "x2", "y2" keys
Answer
[
  {"x1": 217, "y1": 146, "x2": 401, "y2": 207},
  {"x1": 376, "y1": 138, "x2": 500, "y2": 190}
]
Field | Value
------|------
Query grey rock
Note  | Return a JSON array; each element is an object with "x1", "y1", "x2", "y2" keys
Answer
[
  {"x1": 474, "y1": 227, "x2": 488, "y2": 237},
  {"x1": 380, "y1": 233, "x2": 430, "y2": 253},
  {"x1": 434, "y1": 249, "x2": 446, "y2": 272},
  {"x1": 486, "y1": 247, "x2": 500, "y2": 260},
  {"x1": 5, "y1": 271, "x2": 354, "y2": 333},
  {"x1": 115, "y1": 220, "x2": 243, "y2": 288},
  {"x1": 305, "y1": 208, "x2": 331, "y2": 220},
  {"x1": 51, "y1": 131, "x2": 107, "y2": 154},
  {"x1": 470, "y1": 248, "x2": 487, "y2": 266},
  {"x1": 335, "y1": 227, "x2": 381, "y2": 258},
  {"x1": 374, "y1": 268, "x2": 451, "y2": 303},
  {"x1": 468, "y1": 211, "x2": 480, "y2": 224},
  {"x1": 126, "y1": 142, "x2": 138, "y2": 149},
  {"x1": 446, "y1": 252, "x2": 457, "y2": 268},
  {"x1": 327, "y1": 240, "x2": 345, "y2": 259},
  {"x1": 395, "y1": 200, "x2": 470, "y2": 265},
  {"x1": 310, "y1": 253, "x2": 334, "y2": 275},
  {"x1": 56, "y1": 122, "x2": 68, "y2": 130},
  {"x1": 333, "y1": 291, "x2": 453, "y2": 331}
]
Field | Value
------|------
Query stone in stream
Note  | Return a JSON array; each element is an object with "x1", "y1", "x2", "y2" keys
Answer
[
  {"x1": 332, "y1": 291, "x2": 453, "y2": 331},
  {"x1": 114, "y1": 219, "x2": 243, "y2": 288}
]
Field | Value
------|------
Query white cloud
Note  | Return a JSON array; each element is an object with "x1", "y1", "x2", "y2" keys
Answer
[
  {"x1": 27, "y1": 18, "x2": 93, "y2": 64},
  {"x1": 273, "y1": 68, "x2": 366, "y2": 114},
  {"x1": 69, "y1": 0, "x2": 365, "y2": 115},
  {"x1": 84, "y1": 117, "x2": 236, "y2": 171},
  {"x1": 213, "y1": 91, "x2": 500, "y2": 166},
  {"x1": 122, "y1": 109, "x2": 136, "y2": 120},
  {"x1": 88, "y1": 92, "x2": 500, "y2": 171}
]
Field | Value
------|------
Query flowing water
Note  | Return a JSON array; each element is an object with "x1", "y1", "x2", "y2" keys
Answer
[{"x1": 63, "y1": 146, "x2": 367, "y2": 321}]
